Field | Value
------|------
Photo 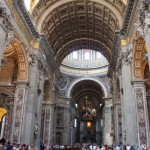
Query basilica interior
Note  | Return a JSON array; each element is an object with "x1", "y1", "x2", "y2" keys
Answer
[{"x1": 0, "y1": 0, "x2": 150, "y2": 148}]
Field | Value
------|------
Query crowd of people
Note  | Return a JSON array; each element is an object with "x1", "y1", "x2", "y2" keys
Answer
[
  {"x1": 0, "y1": 139, "x2": 150, "y2": 150},
  {"x1": 80, "y1": 144, "x2": 150, "y2": 150}
]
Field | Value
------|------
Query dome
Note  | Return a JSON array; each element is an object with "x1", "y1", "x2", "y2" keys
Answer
[{"x1": 60, "y1": 49, "x2": 109, "y2": 76}]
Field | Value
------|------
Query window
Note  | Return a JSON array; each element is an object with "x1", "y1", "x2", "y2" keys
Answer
[
  {"x1": 74, "y1": 119, "x2": 77, "y2": 127},
  {"x1": 97, "y1": 52, "x2": 102, "y2": 59},
  {"x1": 84, "y1": 52, "x2": 90, "y2": 60},
  {"x1": 24, "y1": 0, "x2": 30, "y2": 11},
  {"x1": 73, "y1": 51, "x2": 78, "y2": 60}
]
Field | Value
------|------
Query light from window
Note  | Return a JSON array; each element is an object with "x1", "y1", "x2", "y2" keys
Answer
[
  {"x1": 73, "y1": 51, "x2": 78, "y2": 60},
  {"x1": 24, "y1": 0, "x2": 30, "y2": 11},
  {"x1": 74, "y1": 119, "x2": 77, "y2": 127},
  {"x1": 85, "y1": 52, "x2": 90, "y2": 60},
  {"x1": 97, "y1": 52, "x2": 102, "y2": 59}
]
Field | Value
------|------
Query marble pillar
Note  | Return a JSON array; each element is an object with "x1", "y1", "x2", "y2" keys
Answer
[
  {"x1": 34, "y1": 74, "x2": 45, "y2": 149},
  {"x1": 0, "y1": 24, "x2": 7, "y2": 66},
  {"x1": 120, "y1": 54, "x2": 138, "y2": 145},
  {"x1": 96, "y1": 117, "x2": 102, "y2": 144},
  {"x1": 147, "y1": 94, "x2": 150, "y2": 132},
  {"x1": 42, "y1": 105, "x2": 55, "y2": 145},
  {"x1": 132, "y1": 81, "x2": 150, "y2": 146},
  {"x1": 103, "y1": 97, "x2": 113, "y2": 145},
  {"x1": 23, "y1": 59, "x2": 39, "y2": 145},
  {"x1": 11, "y1": 83, "x2": 27, "y2": 143},
  {"x1": 144, "y1": 25, "x2": 150, "y2": 67},
  {"x1": 114, "y1": 103, "x2": 122, "y2": 145},
  {"x1": 63, "y1": 107, "x2": 70, "y2": 145}
]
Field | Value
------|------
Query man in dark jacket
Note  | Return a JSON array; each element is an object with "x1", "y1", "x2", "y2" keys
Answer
[{"x1": 7, "y1": 141, "x2": 13, "y2": 150}]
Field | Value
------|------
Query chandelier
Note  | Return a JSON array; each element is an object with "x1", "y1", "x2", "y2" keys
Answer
[{"x1": 78, "y1": 96, "x2": 97, "y2": 121}]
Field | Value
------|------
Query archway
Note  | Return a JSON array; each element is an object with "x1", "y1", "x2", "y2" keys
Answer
[
  {"x1": 0, "y1": 37, "x2": 28, "y2": 84},
  {"x1": 132, "y1": 36, "x2": 150, "y2": 145},
  {"x1": 69, "y1": 79, "x2": 106, "y2": 144},
  {"x1": 30, "y1": 0, "x2": 126, "y2": 66},
  {"x1": 0, "y1": 35, "x2": 28, "y2": 142},
  {"x1": 0, "y1": 107, "x2": 7, "y2": 139}
]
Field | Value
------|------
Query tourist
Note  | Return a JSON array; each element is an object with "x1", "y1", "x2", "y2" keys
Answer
[
  {"x1": 126, "y1": 145, "x2": 130, "y2": 150},
  {"x1": 7, "y1": 142, "x2": 13, "y2": 150}
]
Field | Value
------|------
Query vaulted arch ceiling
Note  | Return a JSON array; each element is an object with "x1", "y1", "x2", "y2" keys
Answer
[
  {"x1": 70, "y1": 80, "x2": 104, "y2": 114},
  {"x1": 31, "y1": 0, "x2": 127, "y2": 66}
]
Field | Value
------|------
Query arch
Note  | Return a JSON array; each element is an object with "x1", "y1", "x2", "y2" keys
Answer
[
  {"x1": 67, "y1": 77, "x2": 108, "y2": 98},
  {"x1": 132, "y1": 37, "x2": 147, "y2": 80},
  {"x1": 55, "y1": 39, "x2": 111, "y2": 65},
  {"x1": 0, "y1": 107, "x2": 7, "y2": 122},
  {"x1": 3, "y1": 36, "x2": 28, "y2": 82},
  {"x1": 35, "y1": 0, "x2": 123, "y2": 31},
  {"x1": 35, "y1": 0, "x2": 122, "y2": 65}
]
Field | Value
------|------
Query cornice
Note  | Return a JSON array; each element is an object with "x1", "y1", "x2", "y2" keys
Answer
[
  {"x1": 13, "y1": 0, "x2": 39, "y2": 39},
  {"x1": 120, "y1": 0, "x2": 138, "y2": 38},
  {"x1": 107, "y1": 31, "x2": 120, "y2": 78}
]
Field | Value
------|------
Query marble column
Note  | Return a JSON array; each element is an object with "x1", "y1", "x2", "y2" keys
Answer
[
  {"x1": 147, "y1": 94, "x2": 150, "y2": 132},
  {"x1": 0, "y1": 24, "x2": 6, "y2": 65},
  {"x1": 63, "y1": 107, "x2": 70, "y2": 145},
  {"x1": 114, "y1": 103, "x2": 122, "y2": 145},
  {"x1": 132, "y1": 81, "x2": 150, "y2": 146},
  {"x1": 144, "y1": 21, "x2": 150, "y2": 67},
  {"x1": 42, "y1": 105, "x2": 55, "y2": 145},
  {"x1": 34, "y1": 73, "x2": 45, "y2": 149},
  {"x1": 11, "y1": 83, "x2": 27, "y2": 143},
  {"x1": 23, "y1": 57, "x2": 39, "y2": 145},
  {"x1": 103, "y1": 97, "x2": 113, "y2": 145},
  {"x1": 120, "y1": 48, "x2": 138, "y2": 145},
  {"x1": 96, "y1": 117, "x2": 102, "y2": 144},
  {"x1": 0, "y1": 119, "x2": 4, "y2": 139}
]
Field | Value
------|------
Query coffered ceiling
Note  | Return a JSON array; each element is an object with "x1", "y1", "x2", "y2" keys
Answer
[{"x1": 31, "y1": 0, "x2": 127, "y2": 66}]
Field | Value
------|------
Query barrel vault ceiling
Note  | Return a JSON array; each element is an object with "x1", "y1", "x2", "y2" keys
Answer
[{"x1": 31, "y1": 0, "x2": 128, "y2": 66}]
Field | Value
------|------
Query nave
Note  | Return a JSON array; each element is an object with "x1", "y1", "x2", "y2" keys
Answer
[{"x1": 0, "y1": 0, "x2": 150, "y2": 149}]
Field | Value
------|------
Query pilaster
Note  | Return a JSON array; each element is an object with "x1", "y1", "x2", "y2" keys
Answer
[
  {"x1": 114, "y1": 102, "x2": 122, "y2": 145},
  {"x1": 63, "y1": 107, "x2": 70, "y2": 145},
  {"x1": 103, "y1": 97, "x2": 113, "y2": 145},
  {"x1": 11, "y1": 82, "x2": 27, "y2": 143},
  {"x1": 132, "y1": 80, "x2": 150, "y2": 146},
  {"x1": 34, "y1": 72, "x2": 45, "y2": 149},
  {"x1": 42, "y1": 104, "x2": 55, "y2": 145},
  {"x1": 119, "y1": 45, "x2": 138, "y2": 145},
  {"x1": 23, "y1": 57, "x2": 39, "y2": 145}
]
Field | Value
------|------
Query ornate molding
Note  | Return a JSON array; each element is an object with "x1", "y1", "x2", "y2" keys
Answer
[
  {"x1": 13, "y1": 0, "x2": 39, "y2": 39},
  {"x1": 0, "y1": 4, "x2": 14, "y2": 32},
  {"x1": 134, "y1": 0, "x2": 150, "y2": 35},
  {"x1": 117, "y1": 44, "x2": 133, "y2": 71},
  {"x1": 107, "y1": 31, "x2": 120, "y2": 78},
  {"x1": 0, "y1": 93, "x2": 14, "y2": 109},
  {"x1": 121, "y1": 0, "x2": 138, "y2": 38}
]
